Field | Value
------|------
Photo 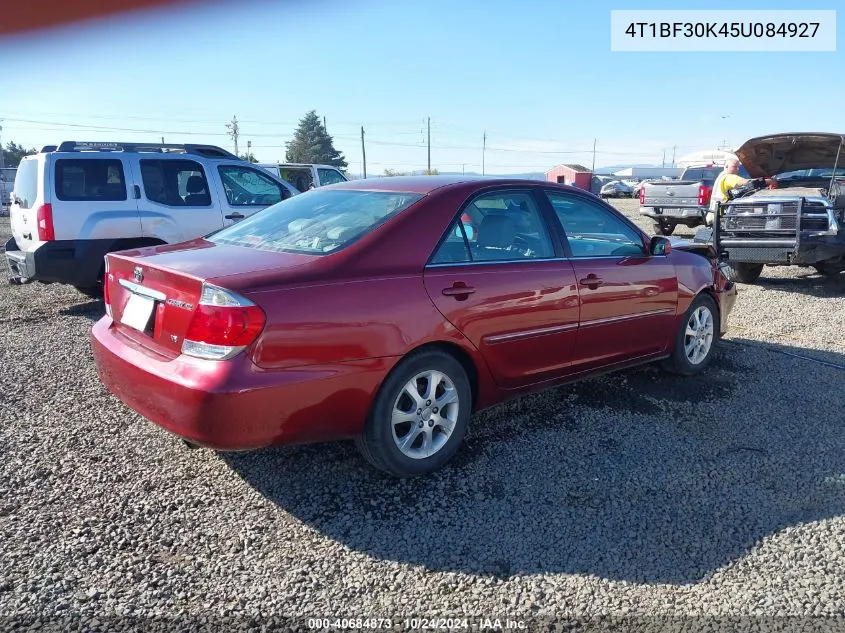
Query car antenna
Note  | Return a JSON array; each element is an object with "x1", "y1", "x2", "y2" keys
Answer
[{"x1": 828, "y1": 135, "x2": 844, "y2": 195}]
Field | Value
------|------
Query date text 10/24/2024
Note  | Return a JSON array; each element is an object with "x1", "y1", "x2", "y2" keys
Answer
[{"x1": 307, "y1": 618, "x2": 527, "y2": 630}]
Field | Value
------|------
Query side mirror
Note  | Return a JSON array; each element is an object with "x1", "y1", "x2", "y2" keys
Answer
[{"x1": 650, "y1": 235, "x2": 672, "y2": 256}]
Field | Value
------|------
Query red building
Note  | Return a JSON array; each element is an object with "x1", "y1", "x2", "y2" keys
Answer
[{"x1": 545, "y1": 164, "x2": 592, "y2": 190}]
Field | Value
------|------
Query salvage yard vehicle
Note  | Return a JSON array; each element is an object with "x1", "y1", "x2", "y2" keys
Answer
[
  {"x1": 4, "y1": 141, "x2": 299, "y2": 297},
  {"x1": 640, "y1": 164, "x2": 749, "y2": 236},
  {"x1": 599, "y1": 180, "x2": 634, "y2": 198},
  {"x1": 258, "y1": 162, "x2": 348, "y2": 192},
  {"x1": 698, "y1": 133, "x2": 845, "y2": 283},
  {"x1": 90, "y1": 176, "x2": 737, "y2": 478}
]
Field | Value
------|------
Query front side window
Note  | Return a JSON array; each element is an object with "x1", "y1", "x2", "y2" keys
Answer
[
  {"x1": 209, "y1": 189, "x2": 423, "y2": 255},
  {"x1": 546, "y1": 192, "x2": 646, "y2": 258},
  {"x1": 317, "y1": 168, "x2": 347, "y2": 186},
  {"x1": 218, "y1": 165, "x2": 284, "y2": 206},
  {"x1": 140, "y1": 159, "x2": 210, "y2": 207},
  {"x1": 55, "y1": 159, "x2": 127, "y2": 202}
]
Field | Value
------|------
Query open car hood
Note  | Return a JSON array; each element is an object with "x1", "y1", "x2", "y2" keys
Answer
[{"x1": 736, "y1": 133, "x2": 845, "y2": 178}]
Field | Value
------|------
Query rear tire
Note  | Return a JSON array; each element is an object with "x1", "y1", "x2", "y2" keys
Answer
[
  {"x1": 725, "y1": 262, "x2": 763, "y2": 284},
  {"x1": 356, "y1": 350, "x2": 472, "y2": 478},
  {"x1": 662, "y1": 293, "x2": 720, "y2": 376},
  {"x1": 652, "y1": 221, "x2": 676, "y2": 236}
]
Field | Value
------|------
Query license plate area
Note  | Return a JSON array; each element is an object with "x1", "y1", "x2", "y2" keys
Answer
[{"x1": 121, "y1": 293, "x2": 155, "y2": 333}]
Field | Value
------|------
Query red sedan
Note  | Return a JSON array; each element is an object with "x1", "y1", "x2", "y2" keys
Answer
[{"x1": 91, "y1": 176, "x2": 737, "y2": 477}]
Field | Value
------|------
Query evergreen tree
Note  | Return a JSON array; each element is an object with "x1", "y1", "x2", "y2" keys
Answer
[
  {"x1": 285, "y1": 110, "x2": 347, "y2": 169},
  {"x1": 1, "y1": 142, "x2": 37, "y2": 168}
]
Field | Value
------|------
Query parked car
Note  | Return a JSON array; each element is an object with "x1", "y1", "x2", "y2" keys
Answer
[
  {"x1": 0, "y1": 167, "x2": 17, "y2": 215},
  {"x1": 258, "y1": 162, "x2": 348, "y2": 192},
  {"x1": 696, "y1": 132, "x2": 845, "y2": 283},
  {"x1": 4, "y1": 141, "x2": 299, "y2": 297},
  {"x1": 640, "y1": 164, "x2": 749, "y2": 235},
  {"x1": 90, "y1": 176, "x2": 737, "y2": 477},
  {"x1": 599, "y1": 180, "x2": 634, "y2": 198}
]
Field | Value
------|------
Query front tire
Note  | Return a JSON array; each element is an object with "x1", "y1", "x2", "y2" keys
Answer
[
  {"x1": 663, "y1": 293, "x2": 720, "y2": 376},
  {"x1": 724, "y1": 262, "x2": 763, "y2": 284},
  {"x1": 356, "y1": 350, "x2": 472, "y2": 478}
]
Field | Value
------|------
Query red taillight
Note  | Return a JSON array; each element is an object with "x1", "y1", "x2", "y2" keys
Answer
[
  {"x1": 185, "y1": 304, "x2": 266, "y2": 347},
  {"x1": 639, "y1": 186, "x2": 645, "y2": 204},
  {"x1": 181, "y1": 284, "x2": 266, "y2": 360},
  {"x1": 698, "y1": 184, "x2": 712, "y2": 206},
  {"x1": 36, "y1": 203, "x2": 54, "y2": 241}
]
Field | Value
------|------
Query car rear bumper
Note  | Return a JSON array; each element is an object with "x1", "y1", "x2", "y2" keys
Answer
[
  {"x1": 4, "y1": 236, "x2": 108, "y2": 287},
  {"x1": 640, "y1": 206, "x2": 707, "y2": 221},
  {"x1": 90, "y1": 316, "x2": 393, "y2": 450}
]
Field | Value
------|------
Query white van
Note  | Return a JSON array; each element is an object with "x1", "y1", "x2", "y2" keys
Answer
[
  {"x1": 257, "y1": 163, "x2": 348, "y2": 192},
  {"x1": 5, "y1": 141, "x2": 298, "y2": 297}
]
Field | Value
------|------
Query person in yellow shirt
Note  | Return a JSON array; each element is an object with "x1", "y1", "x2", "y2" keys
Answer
[{"x1": 706, "y1": 159, "x2": 747, "y2": 226}]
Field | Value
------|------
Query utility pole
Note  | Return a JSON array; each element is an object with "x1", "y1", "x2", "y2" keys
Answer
[
  {"x1": 226, "y1": 115, "x2": 240, "y2": 156},
  {"x1": 161, "y1": 136, "x2": 165, "y2": 144},
  {"x1": 591, "y1": 138, "x2": 597, "y2": 173},
  {"x1": 361, "y1": 126, "x2": 367, "y2": 179},
  {"x1": 671, "y1": 145, "x2": 676, "y2": 167},
  {"x1": 661, "y1": 149, "x2": 666, "y2": 168},
  {"x1": 426, "y1": 117, "x2": 431, "y2": 173},
  {"x1": 247, "y1": 140, "x2": 252, "y2": 160},
  {"x1": 0, "y1": 124, "x2": 4, "y2": 170},
  {"x1": 462, "y1": 163, "x2": 466, "y2": 175},
  {"x1": 482, "y1": 131, "x2": 487, "y2": 176}
]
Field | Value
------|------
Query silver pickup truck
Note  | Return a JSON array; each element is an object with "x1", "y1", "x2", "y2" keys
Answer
[{"x1": 640, "y1": 165, "x2": 748, "y2": 235}]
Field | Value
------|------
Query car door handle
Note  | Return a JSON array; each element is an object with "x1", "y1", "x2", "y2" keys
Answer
[
  {"x1": 578, "y1": 275, "x2": 603, "y2": 289},
  {"x1": 225, "y1": 212, "x2": 245, "y2": 220},
  {"x1": 442, "y1": 283, "x2": 476, "y2": 298}
]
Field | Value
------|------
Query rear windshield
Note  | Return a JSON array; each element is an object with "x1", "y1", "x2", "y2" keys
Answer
[
  {"x1": 209, "y1": 189, "x2": 424, "y2": 255},
  {"x1": 13, "y1": 159, "x2": 38, "y2": 209}
]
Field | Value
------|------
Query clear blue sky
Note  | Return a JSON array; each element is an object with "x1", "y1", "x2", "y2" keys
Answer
[{"x1": 0, "y1": 0, "x2": 841, "y2": 175}]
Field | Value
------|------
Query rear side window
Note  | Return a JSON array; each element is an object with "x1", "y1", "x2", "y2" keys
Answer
[
  {"x1": 140, "y1": 159, "x2": 211, "y2": 207},
  {"x1": 13, "y1": 159, "x2": 38, "y2": 209},
  {"x1": 280, "y1": 167, "x2": 313, "y2": 192},
  {"x1": 55, "y1": 159, "x2": 127, "y2": 202}
]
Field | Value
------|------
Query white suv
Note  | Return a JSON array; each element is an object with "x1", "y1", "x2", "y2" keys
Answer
[{"x1": 5, "y1": 141, "x2": 299, "y2": 297}]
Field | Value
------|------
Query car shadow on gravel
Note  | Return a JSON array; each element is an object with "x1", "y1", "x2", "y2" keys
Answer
[
  {"x1": 222, "y1": 339, "x2": 845, "y2": 585},
  {"x1": 752, "y1": 271, "x2": 845, "y2": 297},
  {"x1": 58, "y1": 299, "x2": 105, "y2": 321}
]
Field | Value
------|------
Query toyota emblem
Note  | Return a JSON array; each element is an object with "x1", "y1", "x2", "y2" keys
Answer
[{"x1": 133, "y1": 267, "x2": 144, "y2": 283}]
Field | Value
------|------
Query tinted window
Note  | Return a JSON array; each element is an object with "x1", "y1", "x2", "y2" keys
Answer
[
  {"x1": 547, "y1": 192, "x2": 646, "y2": 258},
  {"x1": 140, "y1": 159, "x2": 210, "y2": 207},
  {"x1": 209, "y1": 189, "x2": 423, "y2": 255},
  {"x1": 462, "y1": 191, "x2": 554, "y2": 262},
  {"x1": 55, "y1": 159, "x2": 127, "y2": 202},
  {"x1": 13, "y1": 160, "x2": 38, "y2": 209},
  {"x1": 218, "y1": 165, "x2": 284, "y2": 206},
  {"x1": 318, "y1": 168, "x2": 346, "y2": 186},
  {"x1": 682, "y1": 167, "x2": 722, "y2": 182},
  {"x1": 430, "y1": 220, "x2": 472, "y2": 264}
]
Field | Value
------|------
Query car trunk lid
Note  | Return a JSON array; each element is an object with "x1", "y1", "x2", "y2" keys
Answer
[{"x1": 104, "y1": 240, "x2": 321, "y2": 357}]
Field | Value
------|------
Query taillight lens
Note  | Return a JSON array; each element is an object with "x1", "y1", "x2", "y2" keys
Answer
[
  {"x1": 181, "y1": 284, "x2": 266, "y2": 361},
  {"x1": 103, "y1": 256, "x2": 112, "y2": 318},
  {"x1": 639, "y1": 186, "x2": 645, "y2": 204},
  {"x1": 36, "y1": 203, "x2": 54, "y2": 241},
  {"x1": 698, "y1": 184, "x2": 712, "y2": 207}
]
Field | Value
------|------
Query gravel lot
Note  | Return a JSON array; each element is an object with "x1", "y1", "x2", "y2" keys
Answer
[{"x1": 2, "y1": 201, "x2": 845, "y2": 631}]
